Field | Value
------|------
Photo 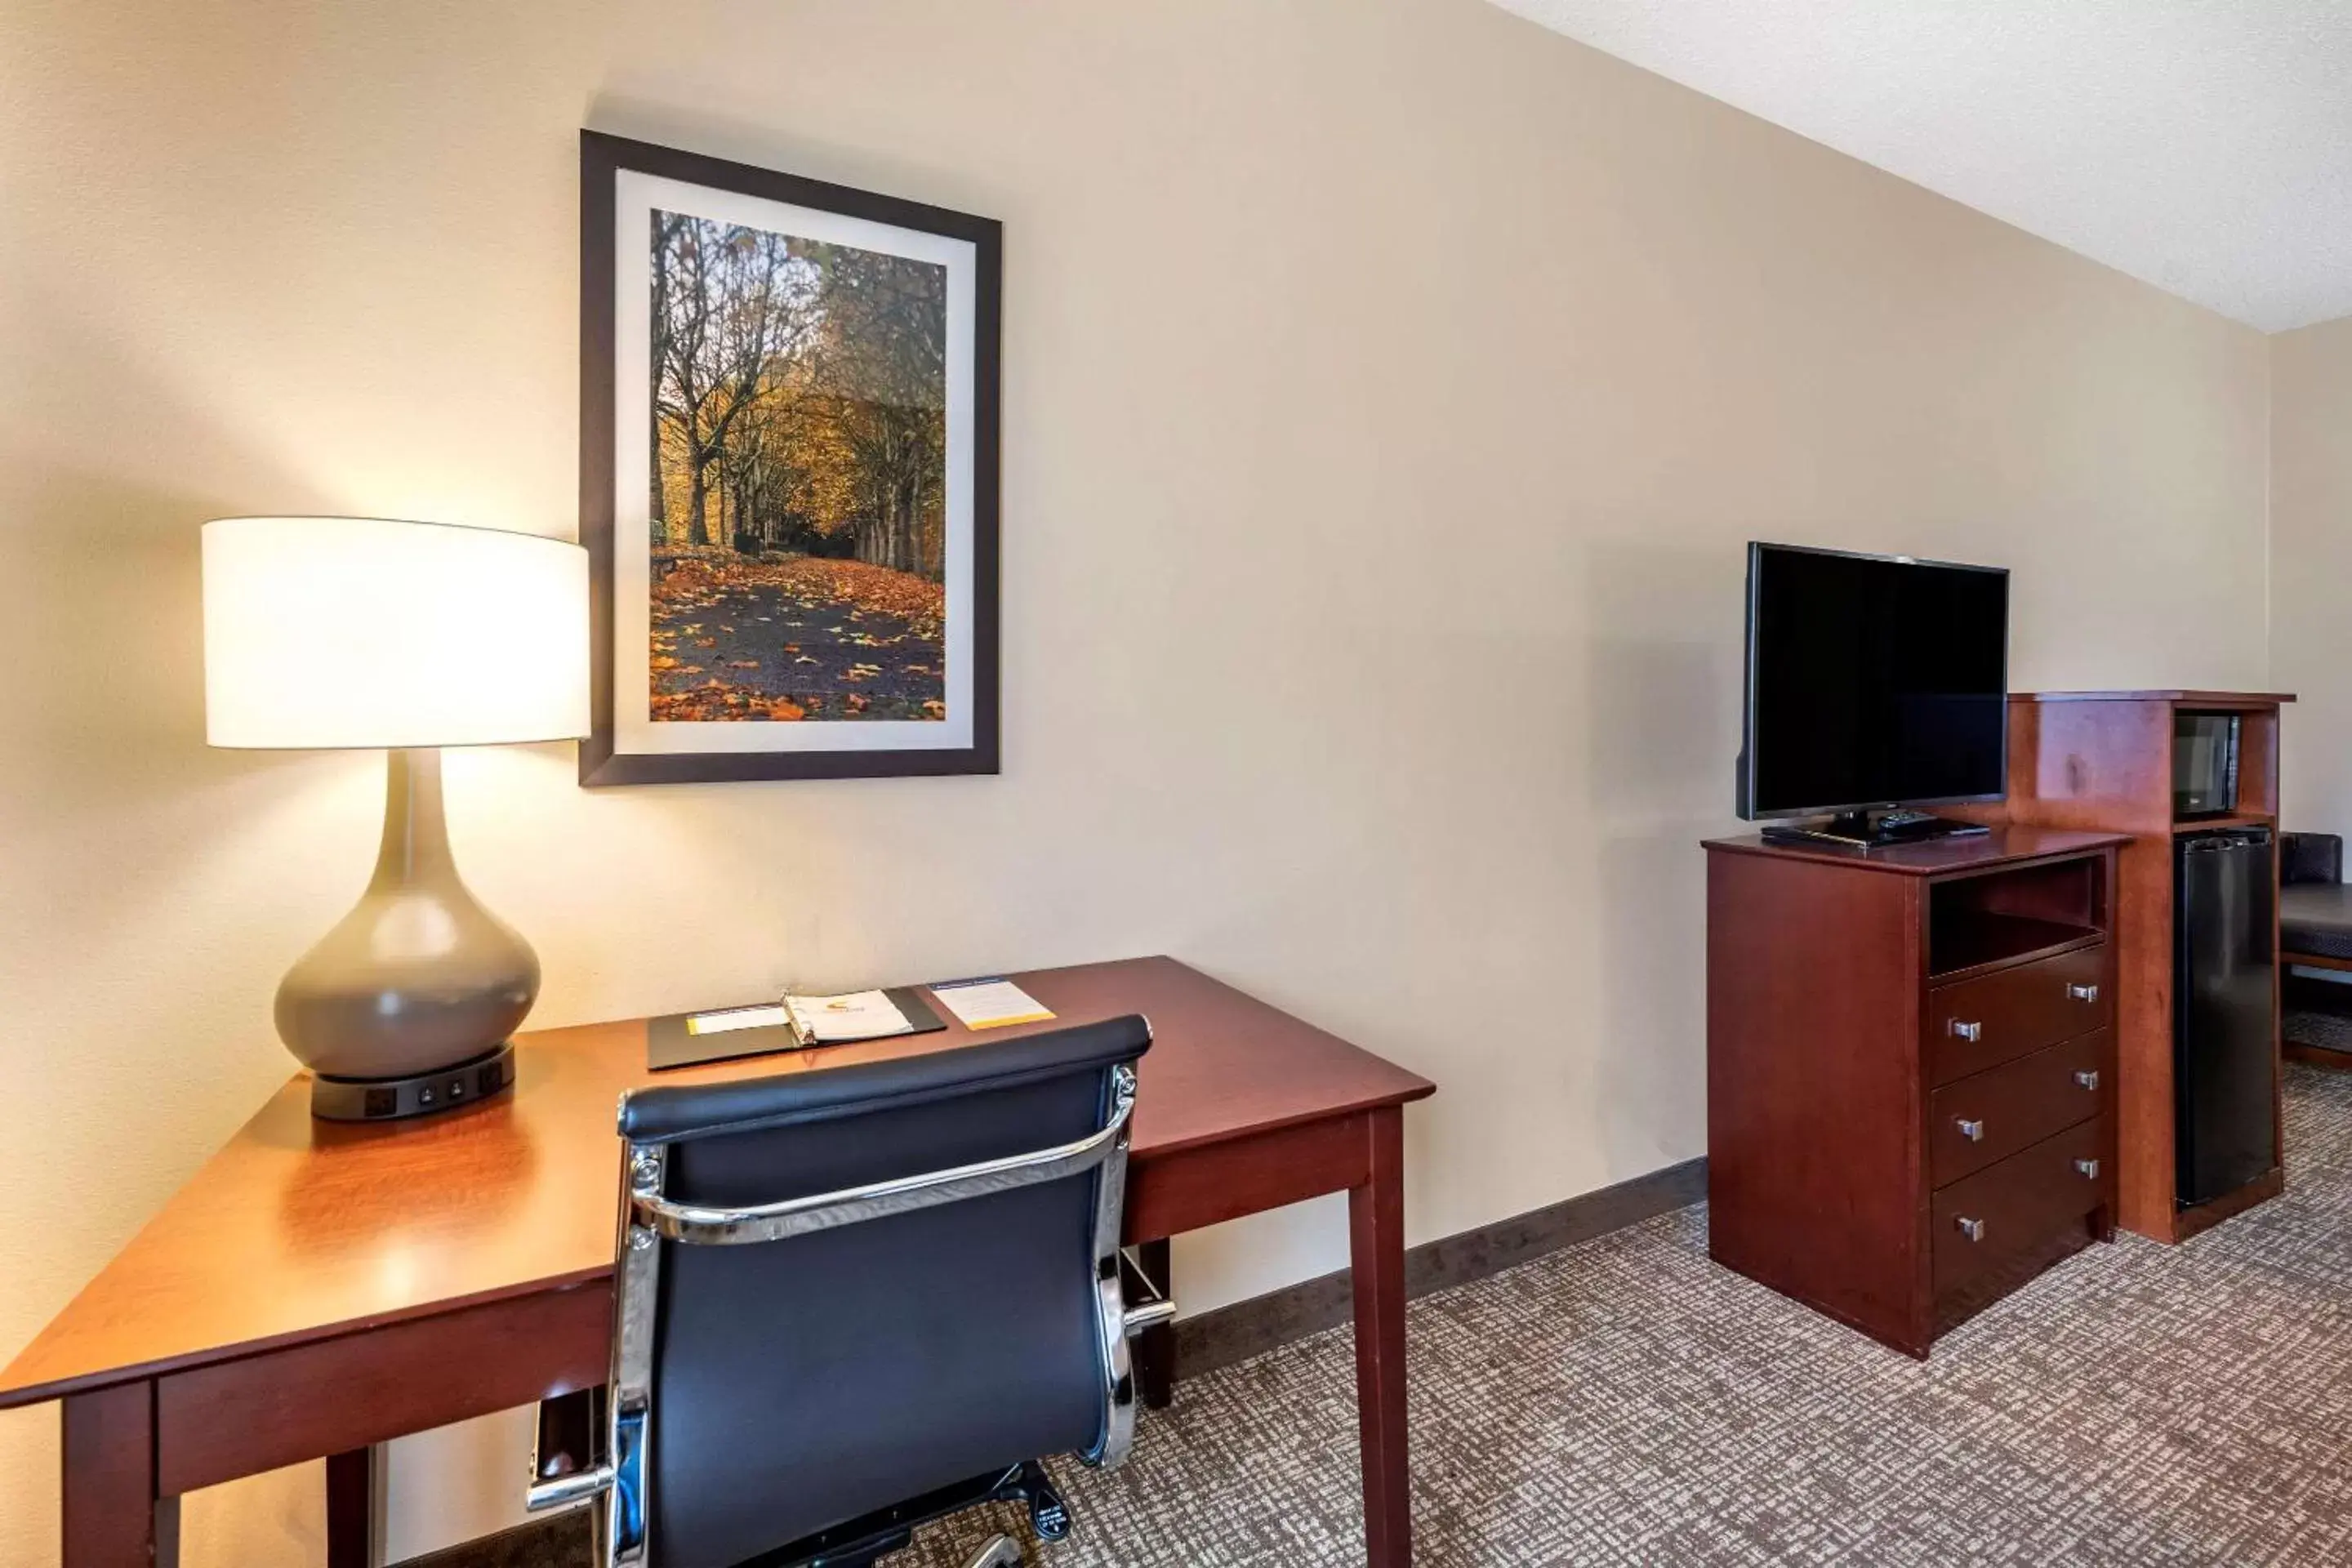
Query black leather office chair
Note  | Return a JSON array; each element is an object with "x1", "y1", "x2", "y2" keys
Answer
[{"x1": 525, "y1": 1015, "x2": 1169, "y2": 1568}]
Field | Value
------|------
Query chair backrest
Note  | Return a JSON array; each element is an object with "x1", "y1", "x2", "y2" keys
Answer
[{"x1": 608, "y1": 1015, "x2": 1152, "y2": 1568}]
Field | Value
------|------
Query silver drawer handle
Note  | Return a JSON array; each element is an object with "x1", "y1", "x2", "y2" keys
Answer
[
  {"x1": 2067, "y1": 982, "x2": 2100, "y2": 1003},
  {"x1": 1949, "y1": 1020, "x2": 1983, "y2": 1042},
  {"x1": 2074, "y1": 1157, "x2": 2100, "y2": 1179},
  {"x1": 1955, "y1": 1216, "x2": 1986, "y2": 1242},
  {"x1": 2074, "y1": 1069, "x2": 2100, "y2": 1092},
  {"x1": 1955, "y1": 1118, "x2": 1986, "y2": 1143}
]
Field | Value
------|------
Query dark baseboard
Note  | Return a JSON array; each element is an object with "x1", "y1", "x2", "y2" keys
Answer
[
  {"x1": 398, "y1": 1512, "x2": 590, "y2": 1568},
  {"x1": 1172, "y1": 1155, "x2": 1707, "y2": 1379},
  {"x1": 398, "y1": 1156, "x2": 1706, "y2": 1568}
]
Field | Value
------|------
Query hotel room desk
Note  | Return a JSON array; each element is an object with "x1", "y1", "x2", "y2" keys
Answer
[{"x1": 0, "y1": 956, "x2": 1435, "y2": 1568}]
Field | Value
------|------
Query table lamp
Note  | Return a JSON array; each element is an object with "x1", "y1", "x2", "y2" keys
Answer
[{"x1": 203, "y1": 516, "x2": 590, "y2": 1121}]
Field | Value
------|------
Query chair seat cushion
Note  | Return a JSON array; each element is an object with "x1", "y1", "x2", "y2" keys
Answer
[{"x1": 2283, "y1": 882, "x2": 2352, "y2": 960}]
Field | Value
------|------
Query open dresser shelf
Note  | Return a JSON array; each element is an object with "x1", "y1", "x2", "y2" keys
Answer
[{"x1": 1927, "y1": 922, "x2": 2103, "y2": 987}]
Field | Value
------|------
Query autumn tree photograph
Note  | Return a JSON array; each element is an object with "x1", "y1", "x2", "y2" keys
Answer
[{"x1": 646, "y1": 210, "x2": 949, "y2": 724}]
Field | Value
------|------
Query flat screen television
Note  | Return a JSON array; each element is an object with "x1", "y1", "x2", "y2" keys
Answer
[{"x1": 1737, "y1": 542, "x2": 2008, "y2": 844}]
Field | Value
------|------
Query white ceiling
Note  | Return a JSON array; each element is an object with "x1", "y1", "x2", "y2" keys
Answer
[{"x1": 1489, "y1": 0, "x2": 2352, "y2": 332}]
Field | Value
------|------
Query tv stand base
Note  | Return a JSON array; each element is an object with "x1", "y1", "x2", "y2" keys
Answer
[{"x1": 1761, "y1": 809, "x2": 1992, "y2": 852}]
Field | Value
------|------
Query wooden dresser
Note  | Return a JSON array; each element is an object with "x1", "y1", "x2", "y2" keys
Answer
[{"x1": 1704, "y1": 827, "x2": 2129, "y2": 1356}]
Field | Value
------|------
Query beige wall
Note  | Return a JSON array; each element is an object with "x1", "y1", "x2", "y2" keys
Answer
[
  {"x1": 2272, "y1": 316, "x2": 2352, "y2": 838},
  {"x1": 0, "y1": 0, "x2": 2274, "y2": 1561}
]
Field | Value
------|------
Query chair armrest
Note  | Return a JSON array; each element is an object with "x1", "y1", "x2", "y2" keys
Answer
[
  {"x1": 527, "y1": 1463, "x2": 614, "y2": 1515},
  {"x1": 1078, "y1": 1243, "x2": 1178, "y2": 1472},
  {"x1": 1123, "y1": 1298, "x2": 1178, "y2": 1336},
  {"x1": 1117, "y1": 1245, "x2": 1175, "y2": 1337},
  {"x1": 526, "y1": 1388, "x2": 611, "y2": 1514}
]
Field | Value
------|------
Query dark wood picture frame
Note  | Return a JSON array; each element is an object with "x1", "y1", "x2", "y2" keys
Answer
[{"x1": 578, "y1": 130, "x2": 1001, "y2": 786}]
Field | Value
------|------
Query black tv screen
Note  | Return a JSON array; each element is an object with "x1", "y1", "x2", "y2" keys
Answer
[{"x1": 1739, "y1": 543, "x2": 2008, "y2": 819}]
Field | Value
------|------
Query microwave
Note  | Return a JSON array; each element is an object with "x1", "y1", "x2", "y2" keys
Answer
[{"x1": 2175, "y1": 711, "x2": 2242, "y2": 817}]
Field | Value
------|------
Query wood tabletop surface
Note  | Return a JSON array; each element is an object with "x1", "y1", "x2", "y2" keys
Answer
[
  {"x1": 0, "y1": 955, "x2": 1433, "y2": 1410},
  {"x1": 1702, "y1": 826, "x2": 2132, "y2": 878},
  {"x1": 2006, "y1": 690, "x2": 2293, "y2": 706}
]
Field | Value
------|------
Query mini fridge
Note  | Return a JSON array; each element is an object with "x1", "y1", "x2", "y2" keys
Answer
[{"x1": 2175, "y1": 828, "x2": 2278, "y2": 1206}]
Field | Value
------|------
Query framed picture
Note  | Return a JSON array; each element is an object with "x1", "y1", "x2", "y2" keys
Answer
[{"x1": 578, "y1": 131, "x2": 1000, "y2": 785}]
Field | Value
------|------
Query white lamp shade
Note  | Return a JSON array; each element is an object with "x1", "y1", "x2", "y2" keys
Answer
[{"x1": 203, "y1": 516, "x2": 590, "y2": 749}]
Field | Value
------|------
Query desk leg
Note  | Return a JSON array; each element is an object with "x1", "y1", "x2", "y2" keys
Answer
[
  {"x1": 1348, "y1": 1104, "x2": 1410, "y2": 1568},
  {"x1": 327, "y1": 1448, "x2": 374, "y2": 1568},
  {"x1": 1132, "y1": 1237, "x2": 1176, "y2": 1410},
  {"x1": 62, "y1": 1381, "x2": 179, "y2": 1568}
]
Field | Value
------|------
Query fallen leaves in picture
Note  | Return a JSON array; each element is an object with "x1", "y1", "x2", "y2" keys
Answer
[{"x1": 648, "y1": 549, "x2": 948, "y2": 724}]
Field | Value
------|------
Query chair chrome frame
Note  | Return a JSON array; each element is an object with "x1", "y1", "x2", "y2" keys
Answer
[{"x1": 528, "y1": 1061, "x2": 1163, "y2": 1566}]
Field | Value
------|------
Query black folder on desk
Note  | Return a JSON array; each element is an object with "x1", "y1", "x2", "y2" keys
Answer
[{"x1": 648, "y1": 987, "x2": 948, "y2": 1072}]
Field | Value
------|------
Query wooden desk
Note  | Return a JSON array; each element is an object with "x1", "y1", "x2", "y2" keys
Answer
[{"x1": 2, "y1": 956, "x2": 1434, "y2": 1568}]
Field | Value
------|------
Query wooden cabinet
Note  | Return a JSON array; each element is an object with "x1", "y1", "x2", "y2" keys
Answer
[
  {"x1": 1704, "y1": 828, "x2": 2127, "y2": 1356},
  {"x1": 1955, "y1": 690, "x2": 2292, "y2": 1242}
]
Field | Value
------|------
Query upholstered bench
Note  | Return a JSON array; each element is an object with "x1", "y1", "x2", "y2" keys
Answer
[{"x1": 2282, "y1": 832, "x2": 2352, "y2": 1063}]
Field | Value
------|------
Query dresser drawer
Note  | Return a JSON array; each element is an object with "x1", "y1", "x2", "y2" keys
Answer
[
  {"x1": 1932, "y1": 1118, "x2": 2108, "y2": 1316},
  {"x1": 1927, "y1": 944, "x2": 2109, "y2": 1085},
  {"x1": 1928, "y1": 1028, "x2": 2109, "y2": 1187}
]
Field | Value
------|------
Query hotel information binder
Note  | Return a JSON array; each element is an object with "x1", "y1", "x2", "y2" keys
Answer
[{"x1": 648, "y1": 986, "x2": 948, "y2": 1071}]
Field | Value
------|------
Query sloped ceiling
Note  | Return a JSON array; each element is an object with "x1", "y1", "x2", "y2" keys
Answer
[{"x1": 1490, "y1": 0, "x2": 2352, "y2": 331}]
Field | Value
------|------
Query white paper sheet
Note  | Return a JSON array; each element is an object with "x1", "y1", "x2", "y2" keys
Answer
[
  {"x1": 929, "y1": 978, "x2": 1056, "y2": 1030},
  {"x1": 685, "y1": 1003, "x2": 793, "y2": 1036}
]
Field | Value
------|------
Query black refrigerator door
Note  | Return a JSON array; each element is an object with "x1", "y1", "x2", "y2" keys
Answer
[{"x1": 2174, "y1": 830, "x2": 2278, "y2": 1206}]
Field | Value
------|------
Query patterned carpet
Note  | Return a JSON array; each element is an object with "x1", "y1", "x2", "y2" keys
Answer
[
  {"x1": 2284, "y1": 973, "x2": 2352, "y2": 1062},
  {"x1": 466, "y1": 1067, "x2": 2352, "y2": 1566},
  {"x1": 892, "y1": 1064, "x2": 2352, "y2": 1567}
]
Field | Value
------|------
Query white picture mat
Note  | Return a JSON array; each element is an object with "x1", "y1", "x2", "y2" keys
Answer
[{"x1": 611, "y1": 169, "x2": 977, "y2": 755}]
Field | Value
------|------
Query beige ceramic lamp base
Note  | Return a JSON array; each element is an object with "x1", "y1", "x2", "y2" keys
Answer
[{"x1": 278, "y1": 748, "x2": 539, "y2": 1120}]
